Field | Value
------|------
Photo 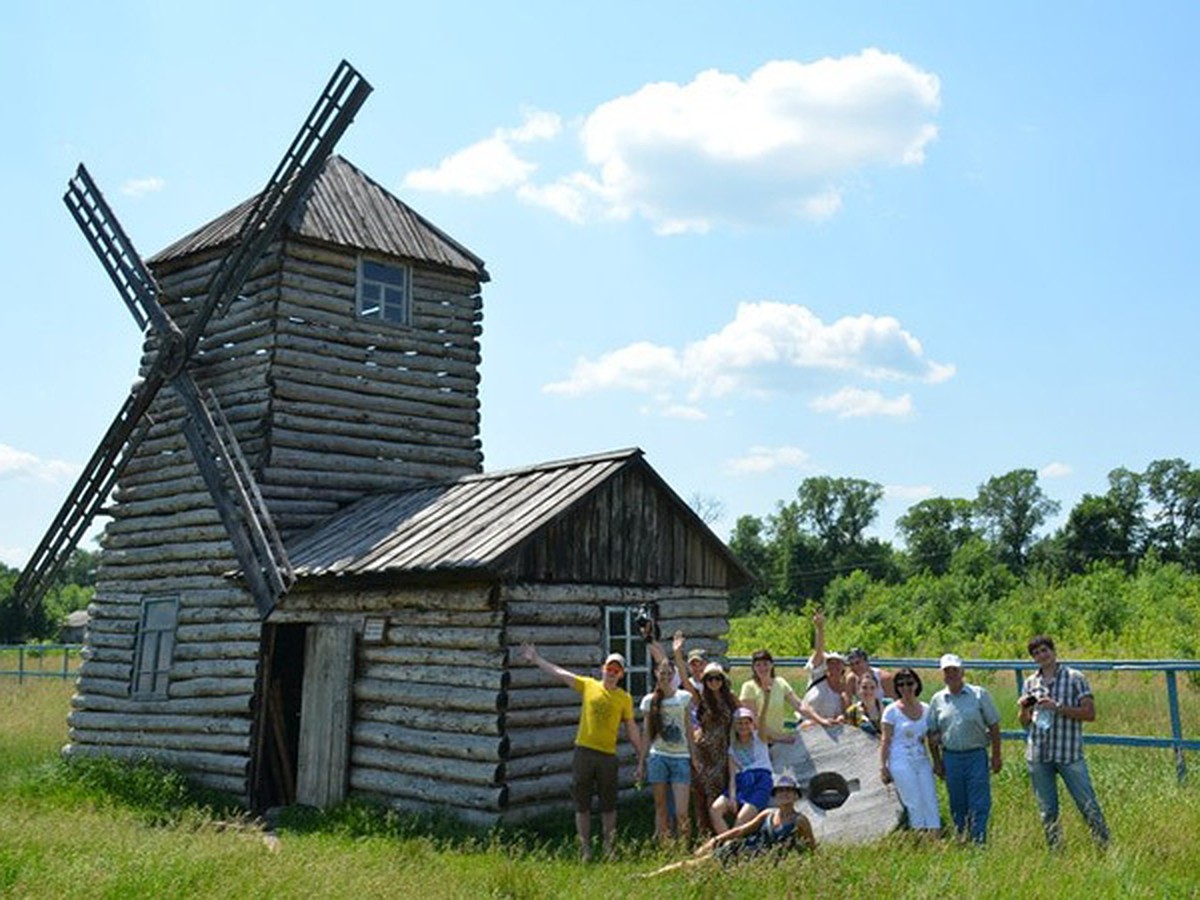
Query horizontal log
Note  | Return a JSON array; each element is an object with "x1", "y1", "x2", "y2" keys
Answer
[
  {"x1": 505, "y1": 724, "x2": 579, "y2": 758},
  {"x1": 269, "y1": 426, "x2": 481, "y2": 469},
  {"x1": 371, "y1": 608, "x2": 502, "y2": 629},
  {"x1": 188, "y1": 770, "x2": 247, "y2": 797},
  {"x1": 354, "y1": 678, "x2": 505, "y2": 713},
  {"x1": 71, "y1": 693, "x2": 253, "y2": 716},
  {"x1": 658, "y1": 618, "x2": 729, "y2": 640},
  {"x1": 175, "y1": 623, "x2": 262, "y2": 643},
  {"x1": 280, "y1": 585, "x2": 495, "y2": 614},
  {"x1": 359, "y1": 662, "x2": 509, "y2": 691},
  {"x1": 76, "y1": 675, "x2": 134, "y2": 698},
  {"x1": 354, "y1": 720, "x2": 508, "y2": 762},
  {"x1": 271, "y1": 373, "x2": 479, "y2": 426},
  {"x1": 273, "y1": 326, "x2": 480, "y2": 371},
  {"x1": 504, "y1": 644, "x2": 602, "y2": 669},
  {"x1": 503, "y1": 706, "x2": 580, "y2": 729},
  {"x1": 501, "y1": 584, "x2": 728, "y2": 604},
  {"x1": 263, "y1": 452, "x2": 478, "y2": 489},
  {"x1": 504, "y1": 685, "x2": 580, "y2": 712},
  {"x1": 169, "y1": 677, "x2": 257, "y2": 699},
  {"x1": 349, "y1": 766, "x2": 506, "y2": 811},
  {"x1": 62, "y1": 741, "x2": 250, "y2": 776},
  {"x1": 506, "y1": 624, "x2": 602, "y2": 646},
  {"x1": 272, "y1": 406, "x2": 477, "y2": 449},
  {"x1": 504, "y1": 749, "x2": 574, "y2": 781},
  {"x1": 103, "y1": 526, "x2": 229, "y2": 551},
  {"x1": 170, "y1": 658, "x2": 259, "y2": 680},
  {"x1": 360, "y1": 645, "x2": 506, "y2": 669},
  {"x1": 69, "y1": 727, "x2": 249, "y2": 755},
  {"x1": 505, "y1": 602, "x2": 602, "y2": 625},
  {"x1": 504, "y1": 772, "x2": 575, "y2": 807},
  {"x1": 655, "y1": 597, "x2": 729, "y2": 619},
  {"x1": 383, "y1": 624, "x2": 503, "y2": 651},
  {"x1": 350, "y1": 745, "x2": 503, "y2": 786},
  {"x1": 355, "y1": 702, "x2": 502, "y2": 736},
  {"x1": 78, "y1": 660, "x2": 131, "y2": 681},
  {"x1": 67, "y1": 710, "x2": 252, "y2": 735},
  {"x1": 173, "y1": 642, "x2": 260, "y2": 661},
  {"x1": 270, "y1": 362, "x2": 478, "y2": 411}
]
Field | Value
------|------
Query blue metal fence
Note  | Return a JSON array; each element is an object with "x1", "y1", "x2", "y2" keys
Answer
[
  {"x1": 0, "y1": 644, "x2": 82, "y2": 682},
  {"x1": 728, "y1": 655, "x2": 1200, "y2": 783}
]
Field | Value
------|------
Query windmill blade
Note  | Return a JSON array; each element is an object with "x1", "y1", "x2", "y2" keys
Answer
[
  {"x1": 13, "y1": 371, "x2": 165, "y2": 616},
  {"x1": 183, "y1": 60, "x2": 372, "y2": 351},
  {"x1": 63, "y1": 165, "x2": 177, "y2": 339},
  {"x1": 172, "y1": 375, "x2": 293, "y2": 616}
]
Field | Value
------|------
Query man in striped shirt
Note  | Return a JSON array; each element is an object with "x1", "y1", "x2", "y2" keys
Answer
[{"x1": 1018, "y1": 635, "x2": 1110, "y2": 849}]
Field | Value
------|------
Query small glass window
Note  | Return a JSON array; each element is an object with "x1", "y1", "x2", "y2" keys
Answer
[
  {"x1": 604, "y1": 606, "x2": 652, "y2": 698},
  {"x1": 358, "y1": 258, "x2": 411, "y2": 325},
  {"x1": 131, "y1": 596, "x2": 179, "y2": 699}
]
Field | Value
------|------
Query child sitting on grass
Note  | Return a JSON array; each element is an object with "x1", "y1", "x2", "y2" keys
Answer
[{"x1": 643, "y1": 771, "x2": 816, "y2": 876}]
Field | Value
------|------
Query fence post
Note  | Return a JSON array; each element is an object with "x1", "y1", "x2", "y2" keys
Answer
[
  {"x1": 1166, "y1": 670, "x2": 1187, "y2": 784},
  {"x1": 18, "y1": 645, "x2": 25, "y2": 684}
]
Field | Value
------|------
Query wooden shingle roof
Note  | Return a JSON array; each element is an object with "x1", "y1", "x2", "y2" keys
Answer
[
  {"x1": 285, "y1": 448, "x2": 749, "y2": 589},
  {"x1": 149, "y1": 155, "x2": 488, "y2": 280}
]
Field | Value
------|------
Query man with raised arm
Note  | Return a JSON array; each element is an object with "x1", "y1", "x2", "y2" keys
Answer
[{"x1": 520, "y1": 643, "x2": 644, "y2": 861}]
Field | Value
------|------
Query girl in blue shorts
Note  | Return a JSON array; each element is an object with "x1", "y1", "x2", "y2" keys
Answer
[
  {"x1": 639, "y1": 658, "x2": 695, "y2": 843},
  {"x1": 711, "y1": 705, "x2": 774, "y2": 831}
]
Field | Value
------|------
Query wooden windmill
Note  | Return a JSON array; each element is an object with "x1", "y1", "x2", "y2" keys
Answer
[{"x1": 14, "y1": 61, "x2": 372, "y2": 623}]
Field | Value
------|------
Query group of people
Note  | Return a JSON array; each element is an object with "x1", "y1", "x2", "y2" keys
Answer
[
  {"x1": 520, "y1": 617, "x2": 1110, "y2": 864},
  {"x1": 521, "y1": 633, "x2": 818, "y2": 865}
]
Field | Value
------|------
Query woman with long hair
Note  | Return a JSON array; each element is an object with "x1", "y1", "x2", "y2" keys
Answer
[
  {"x1": 638, "y1": 657, "x2": 695, "y2": 843},
  {"x1": 673, "y1": 630, "x2": 739, "y2": 834},
  {"x1": 738, "y1": 648, "x2": 806, "y2": 743}
]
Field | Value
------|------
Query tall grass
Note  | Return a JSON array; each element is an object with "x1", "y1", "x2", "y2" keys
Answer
[{"x1": 2, "y1": 679, "x2": 1198, "y2": 898}]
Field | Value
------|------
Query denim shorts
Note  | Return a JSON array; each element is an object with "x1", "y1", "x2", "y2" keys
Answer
[{"x1": 647, "y1": 753, "x2": 691, "y2": 785}]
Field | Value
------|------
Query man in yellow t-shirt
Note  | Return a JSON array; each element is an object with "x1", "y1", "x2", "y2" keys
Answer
[{"x1": 522, "y1": 643, "x2": 644, "y2": 861}]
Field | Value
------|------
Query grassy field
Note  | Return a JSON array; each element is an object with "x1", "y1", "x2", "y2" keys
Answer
[{"x1": 2, "y1": 677, "x2": 1199, "y2": 898}]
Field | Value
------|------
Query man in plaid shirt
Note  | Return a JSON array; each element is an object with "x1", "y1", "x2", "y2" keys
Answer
[{"x1": 1018, "y1": 634, "x2": 1110, "y2": 849}]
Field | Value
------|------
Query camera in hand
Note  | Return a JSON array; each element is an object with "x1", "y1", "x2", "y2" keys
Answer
[{"x1": 634, "y1": 603, "x2": 660, "y2": 642}]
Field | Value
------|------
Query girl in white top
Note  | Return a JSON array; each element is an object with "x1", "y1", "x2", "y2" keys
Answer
[
  {"x1": 639, "y1": 657, "x2": 695, "y2": 843},
  {"x1": 712, "y1": 706, "x2": 775, "y2": 831},
  {"x1": 879, "y1": 666, "x2": 940, "y2": 833}
]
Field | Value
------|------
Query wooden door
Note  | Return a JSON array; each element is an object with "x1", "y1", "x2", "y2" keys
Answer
[{"x1": 295, "y1": 624, "x2": 355, "y2": 808}]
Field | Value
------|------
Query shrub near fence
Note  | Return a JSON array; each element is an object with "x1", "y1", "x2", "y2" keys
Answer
[{"x1": 0, "y1": 644, "x2": 82, "y2": 682}]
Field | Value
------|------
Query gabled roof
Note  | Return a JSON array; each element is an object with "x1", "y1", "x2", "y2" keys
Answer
[
  {"x1": 149, "y1": 155, "x2": 488, "y2": 280},
  {"x1": 285, "y1": 448, "x2": 749, "y2": 589}
]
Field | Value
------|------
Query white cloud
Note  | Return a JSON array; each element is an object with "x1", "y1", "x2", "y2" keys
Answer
[
  {"x1": 886, "y1": 484, "x2": 934, "y2": 501},
  {"x1": 725, "y1": 445, "x2": 812, "y2": 475},
  {"x1": 809, "y1": 387, "x2": 913, "y2": 419},
  {"x1": 404, "y1": 50, "x2": 940, "y2": 232},
  {"x1": 403, "y1": 109, "x2": 562, "y2": 196},
  {"x1": 0, "y1": 443, "x2": 79, "y2": 483},
  {"x1": 544, "y1": 301, "x2": 953, "y2": 415},
  {"x1": 1040, "y1": 461, "x2": 1072, "y2": 479},
  {"x1": 120, "y1": 176, "x2": 165, "y2": 197}
]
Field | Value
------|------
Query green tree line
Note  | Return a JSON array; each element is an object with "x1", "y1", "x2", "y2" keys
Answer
[
  {"x1": 0, "y1": 548, "x2": 98, "y2": 643},
  {"x1": 726, "y1": 458, "x2": 1200, "y2": 658}
]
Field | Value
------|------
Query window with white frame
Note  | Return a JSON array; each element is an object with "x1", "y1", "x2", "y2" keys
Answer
[
  {"x1": 130, "y1": 596, "x2": 179, "y2": 699},
  {"x1": 604, "y1": 606, "x2": 652, "y2": 699},
  {"x1": 357, "y1": 258, "x2": 411, "y2": 326}
]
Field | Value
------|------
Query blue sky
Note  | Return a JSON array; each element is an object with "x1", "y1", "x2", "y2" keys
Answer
[{"x1": 2, "y1": 2, "x2": 1198, "y2": 568}]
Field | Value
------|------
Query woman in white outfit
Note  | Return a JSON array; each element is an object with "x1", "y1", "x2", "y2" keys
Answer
[{"x1": 879, "y1": 667, "x2": 940, "y2": 834}]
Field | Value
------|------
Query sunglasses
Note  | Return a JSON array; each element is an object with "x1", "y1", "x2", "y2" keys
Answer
[
  {"x1": 704, "y1": 674, "x2": 725, "y2": 683},
  {"x1": 894, "y1": 680, "x2": 917, "y2": 689}
]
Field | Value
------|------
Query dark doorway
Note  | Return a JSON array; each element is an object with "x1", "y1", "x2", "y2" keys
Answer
[{"x1": 251, "y1": 624, "x2": 306, "y2": 810}]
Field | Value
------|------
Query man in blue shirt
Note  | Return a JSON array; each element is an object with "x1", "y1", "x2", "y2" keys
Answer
[{"x1": 928, "y1": 653, "x2": 1002, "y2": 843}]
